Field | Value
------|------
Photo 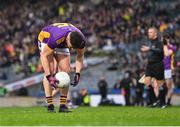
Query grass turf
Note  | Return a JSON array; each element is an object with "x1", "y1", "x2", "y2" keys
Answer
[{"x1": 0, "y1": 106, "x2": 180, "y2": 126}]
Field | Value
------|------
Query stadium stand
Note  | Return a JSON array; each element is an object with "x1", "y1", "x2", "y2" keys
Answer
[{"x1": 0, "y1": 0, "x2": 179, "y2": 99}]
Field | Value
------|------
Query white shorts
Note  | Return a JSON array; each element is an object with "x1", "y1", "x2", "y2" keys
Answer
[
  {"x1": 38, "y1": 42, "x2": 70, "y2": 56},
  {"x1": 54, "y1": 48, "x2": 70, "y2": 55},
  {"x1": 164, "y1": 69, "x2": 172, "y2": 79}
]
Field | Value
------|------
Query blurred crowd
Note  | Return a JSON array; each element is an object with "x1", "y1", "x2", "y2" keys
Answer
[{"x1": 0, "y1": 0, "x2": 179, "y2": 84}]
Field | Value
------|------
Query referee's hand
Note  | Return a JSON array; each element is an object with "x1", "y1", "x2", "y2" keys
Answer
[{"x1": 141, "y1": 45, "x2": 150, "y2": 52}]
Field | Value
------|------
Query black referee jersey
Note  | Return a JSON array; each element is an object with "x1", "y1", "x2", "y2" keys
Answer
[
  {"x1": 145, "y1": 37, "x2": 164, "y2": 80},
  {"x1": 147, "y1": 38, "x2": 164, "y2": 63}
]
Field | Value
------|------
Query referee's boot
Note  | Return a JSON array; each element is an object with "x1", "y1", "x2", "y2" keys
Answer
[
  {"x1": 47, "y1": 104, "x2": 55, "y2": 113},
  {"x1": 152, "y1": 100, "x2": 160, "y2": 107},
  {"x1": 59, "y1": 104, "x2": 72, "y2": 113}
]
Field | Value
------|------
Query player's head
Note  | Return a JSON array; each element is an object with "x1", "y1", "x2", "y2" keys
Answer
[
  {"x1": 67, "y1": 31, "x2": 85, "y2": 49},
  {"x1": 163, "y1": 32, "x2": 171, "y2": 44},
  {"x1": 148, "y1": 27, "x2": 158, "y2": 40}
]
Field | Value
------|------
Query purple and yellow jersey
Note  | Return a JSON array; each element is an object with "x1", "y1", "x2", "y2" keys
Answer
[
  {"x1": 38, "y1": 23, "x2": 86, "y2": 49},
  {"x1": 163, "y1": 44, "x2": 177, "y2": 70}
]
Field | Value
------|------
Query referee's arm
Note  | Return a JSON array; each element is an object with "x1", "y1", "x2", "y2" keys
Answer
[{"x1": 149, "y1": 41, "x2": 163, "y2": 53}]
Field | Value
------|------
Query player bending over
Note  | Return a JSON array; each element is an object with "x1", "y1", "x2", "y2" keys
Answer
[{"x1": 37, "y1": 23, "x2": 86, "y2": 112}]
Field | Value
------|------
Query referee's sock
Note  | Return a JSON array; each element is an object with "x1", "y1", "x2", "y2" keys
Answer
[
  {"x1": 148, "y1": 85, "x2": 156, "y2": 104},
  {"x1": 158, "y1": 84, "x2": 167, "y2": 106},
  {"x1": 167, "y1": 98, "x2": 171, "y2": 105}
]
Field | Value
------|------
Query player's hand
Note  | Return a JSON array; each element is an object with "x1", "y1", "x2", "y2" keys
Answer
[
  {"x1": 141, "y1": 45, "x2": 150, "y2": 52},
  {"x1": 46, "y1": 74, "x2": 59, "y2": 89},
  {"x1": 71, "y1": 73, "x2": 80, "y2": 87}
]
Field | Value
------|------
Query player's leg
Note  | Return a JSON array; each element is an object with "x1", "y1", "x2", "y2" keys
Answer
[
  {"x1": 166, "y1": 79, "x2": 173, "y2": 105},
  {"x1": 43, "y1": 57, "x2": 57, "y2": 96},
  {"x1": 52, "y1": 88, "x2": 60, "y2": 97},
  {"x1": 165, "y1": 70, "x2": 173, "y2": 105},
  {"x1": 38, "y1": 41, "x2": 56, "y2": 112},
  {"x1": 52, "y1": 53, "x2": 72, "y2": 107},
  {"x1": 54, "y1": 49, "x2": 71, "y2": 112},
  {"x1": 162, "y1": 82, "x2": 168, "y2": 107},
  {"x1": 51, "y1": 59, "x2": 60, "y2": 97},
  {"x1": 41, "y1": 54, "x2": 56, "y2": 112},
  {"x1": 55, "y1": 54, "x2": 70, "y2": 97}
]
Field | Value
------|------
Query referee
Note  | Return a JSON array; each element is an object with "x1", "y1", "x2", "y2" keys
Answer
[{"x1": 141, "y1": 27, "x2": 164, "y2": 106}]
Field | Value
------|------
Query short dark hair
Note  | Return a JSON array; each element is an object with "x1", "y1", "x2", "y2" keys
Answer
[
  {"x1": 70, "y1": 31, "x2": 85, "y2": 49},
  {"x1": 149, "y1": 27, "x2": 158, "y2": 34}
]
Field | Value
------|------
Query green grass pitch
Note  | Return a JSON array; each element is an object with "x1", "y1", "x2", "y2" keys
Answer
[{"x1": 0, "y1": 106, "x2": 180, "y2": 126}]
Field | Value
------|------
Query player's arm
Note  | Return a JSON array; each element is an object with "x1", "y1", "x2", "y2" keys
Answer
[
  {"x1": 71, "y1": 48, "x2": 85, "y2": 87},
  {"x1": 75, "y1": 48, "x2": 85, "y2": 73},
  {"x1": 40, "y1": 45, "x2": 54, "y2": 76},
  {"x1": 163, "y1": 45, "x2": 173, "y2": 56},
  {"x1": 40, "y1": 45, "x2": 59, "y2": 88},
  {"x1": 163, "y1": 38, "x2": 173, "y2": 56}
]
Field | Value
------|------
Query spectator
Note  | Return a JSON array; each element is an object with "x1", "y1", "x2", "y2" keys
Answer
[
  {"x1": 120, "y1": 71, "x2": 134, "y2": 106},
  {"x1": 98, "y1": 76, "x2": 108, "y2": 103}
]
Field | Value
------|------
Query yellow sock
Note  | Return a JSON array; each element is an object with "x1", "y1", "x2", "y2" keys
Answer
[
  {"x1": 46, "y1": 96, "x2": 53, "y2": 105},
  {"x1": 60, "y1": 95, "x2": 67, "y2": 105}
]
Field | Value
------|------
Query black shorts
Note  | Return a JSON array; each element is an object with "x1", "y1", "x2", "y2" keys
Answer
[{"x1": 145, "y1": 61, "x2": 164, "y2": 80}]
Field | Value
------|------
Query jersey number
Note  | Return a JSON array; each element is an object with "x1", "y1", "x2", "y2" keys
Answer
[{"x1": 52, "y1": 23, "x2": 74, "y2": 28}]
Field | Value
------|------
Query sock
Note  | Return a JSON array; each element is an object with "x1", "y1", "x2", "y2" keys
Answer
[
  {"x1": 163, "y1": 84, "x2": 168, "y2": 105},
  {"x1": 167, "y1": 85, "x2": 173, "y2": 105},
  {"x1": 60, "y1": 95, "x2": 67, "y2": 105},
  {"x1": 153, "y1": 84, "x2": 165, "y2": 102},
  {"x1": 158, "y1": 89, "x2": 164, "y2": 105},
  {"x1": 46, "y1": 96, "x2": 53, "y2": 105},
  {"x1": 158, "y1": 84, "x2": 167, "y2": 105},
  {"x1": 167, "y1": 98, "x2": 171, "y2": 105},
  {"x1": 148, "y1": 85, "x2": 156, "y2": 104}
]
